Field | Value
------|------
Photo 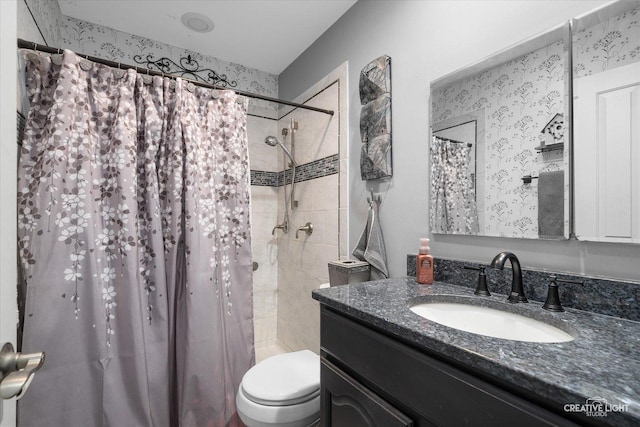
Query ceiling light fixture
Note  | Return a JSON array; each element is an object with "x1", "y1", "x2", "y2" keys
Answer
[{"x1": 181, "y1": 12, "x2": 214, "y2": 33}]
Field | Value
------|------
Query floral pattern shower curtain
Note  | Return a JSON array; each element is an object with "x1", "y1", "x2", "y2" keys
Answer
[
  {"x1": 18, "y1": 50, "x2": 254, "y2": 426},
  {"x1": 430, "y1": 136, "x2": 479, "y2": 234}
]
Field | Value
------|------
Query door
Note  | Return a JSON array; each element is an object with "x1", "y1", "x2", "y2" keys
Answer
[
  {"x1": 574, "y1": 61, "x2": 640, "y2": 243},
  {"x1": 0, "y1": 1, "x2": 18, "y2": 425}
]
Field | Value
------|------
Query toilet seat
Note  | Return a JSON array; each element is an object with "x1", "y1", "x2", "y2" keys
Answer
[
  {"x1": 241, "y1": 350, "x2": 320, "y2": 406},
  {"x1": 236, "y1": 350, "x2": 320, "y2": 427},
  {"x1": 236, "y1": 384, "x2": 320, "y2": 426}
]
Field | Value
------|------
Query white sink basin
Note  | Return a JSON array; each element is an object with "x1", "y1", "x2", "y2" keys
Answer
[{"x1": 410, "y1": 302, "x2": 574, "y2": 343}]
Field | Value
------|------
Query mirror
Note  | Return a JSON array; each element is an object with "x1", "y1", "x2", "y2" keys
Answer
[
  {"x1": 430, "y1": 24, "x2": 570, "y2": 239},
  {"x1": 573, "y1": 1, "x2": 640, "y2": 244}
]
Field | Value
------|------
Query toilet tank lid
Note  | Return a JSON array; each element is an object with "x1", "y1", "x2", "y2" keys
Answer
[
  {"x1": 241, "y1": 350, "x2": 320, "y2": 404},
  {"x1": 328, "y1": 259, "x2": 369, "y2": 268}
]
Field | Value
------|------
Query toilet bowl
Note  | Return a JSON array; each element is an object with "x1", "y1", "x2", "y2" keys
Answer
[{"x1": 236, "y1": 350, "x2": 320, "y2": 427}]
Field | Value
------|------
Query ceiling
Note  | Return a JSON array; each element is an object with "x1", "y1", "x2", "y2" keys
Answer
[{"x1": 57, "y1": 0, "x2": 357, "y2": 75}]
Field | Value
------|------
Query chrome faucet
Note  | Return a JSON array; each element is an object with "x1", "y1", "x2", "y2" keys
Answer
[{"x1": 490, "y1": 252, "x2": 528, "y2": 303}]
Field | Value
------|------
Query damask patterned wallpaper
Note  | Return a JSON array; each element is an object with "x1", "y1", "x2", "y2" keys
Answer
[
  {"x1": 432, "y1": 41, "x2": 567, "y2": 238},
  {"x1": 21, "y1": 0, "x2": 278, "y2": 111},
  {"x1": 23, "y1": 0, "x2": 64, "y2": 46},
  {"x1": 573, "y1": 6, "x2": 640, "y2": 79}
]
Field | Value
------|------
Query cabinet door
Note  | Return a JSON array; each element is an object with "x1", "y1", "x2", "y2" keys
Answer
[
  {"x1": 321, "y1": 359, "x2": 413, "y2": 427},
  {"x1": 574, "y1": 61, "x2": 640, "y2": 243}
]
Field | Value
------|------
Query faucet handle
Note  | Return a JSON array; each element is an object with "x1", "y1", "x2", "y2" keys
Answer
[
  {"x1": 542, "y1": 275, "x2": 584, "y2": 312},
  {"x1": 295, "y1": 222, "x2": 313, "y2": 239},
  {"x1": 463, "y1": 265, "x2": 490, "y2": 296}
]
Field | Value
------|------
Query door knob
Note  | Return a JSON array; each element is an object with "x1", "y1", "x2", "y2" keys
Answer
[{"x1": 0, "y1": 343, "x2": 44, "y2": 400}]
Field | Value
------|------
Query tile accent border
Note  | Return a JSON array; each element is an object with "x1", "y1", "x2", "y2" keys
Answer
[
  {"x1": 407, "y1": 255, "x2": 640, "y2": 322},
  {"x1": 250, "y1": 170, "x2": 280, "y2": 187},
  {"x1": 251, "y1": 153, "x2": 339, "y2": 187}
]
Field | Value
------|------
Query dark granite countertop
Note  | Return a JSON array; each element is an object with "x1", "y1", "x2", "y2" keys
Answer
[{"x1": 312, "y1": 278, "x2": 640, "y2": 426}]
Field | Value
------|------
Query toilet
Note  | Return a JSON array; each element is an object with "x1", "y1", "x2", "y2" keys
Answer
[{"x1": 236, "y1": 350, "x2": 320, "y2": 427}]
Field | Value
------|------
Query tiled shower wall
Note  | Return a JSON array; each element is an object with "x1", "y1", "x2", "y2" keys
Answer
[
  {"x1": 249, "y1": 64, "x2": 347, "y2": 354},
  {"x1": 276, "y1": 66, "x2": 347, "y2": 354}
]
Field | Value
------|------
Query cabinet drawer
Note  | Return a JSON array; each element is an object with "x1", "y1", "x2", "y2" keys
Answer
[{"x1": 321, "y1": 307, "x2": 579, "y2": 427}]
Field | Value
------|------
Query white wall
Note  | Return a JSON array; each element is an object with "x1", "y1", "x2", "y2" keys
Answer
[
  {"x1": 279, "y1": 0, "x2": 640, "y2": 282},
  {"x1": 0, "y1": 1, "x2": 18, "y2": 424}
]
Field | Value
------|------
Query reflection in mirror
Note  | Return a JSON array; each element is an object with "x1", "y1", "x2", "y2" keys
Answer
[
  {"x1": 430, "y1": 134, "x2": 479, "y2": 234},
  {"x1": 573, "y1": 1, "x2": 640, "y2": 244},
  {"x1": 430, "y1": 24, "x2": 570, "y2": 239}
]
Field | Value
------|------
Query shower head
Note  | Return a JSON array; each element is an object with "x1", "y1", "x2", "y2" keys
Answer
[
  {"x1": 264, "y1": 136, "x2": 296, "y2": 166},
  {"x1": 264, "y1": 135, "x2": 279, "y2": 147}
]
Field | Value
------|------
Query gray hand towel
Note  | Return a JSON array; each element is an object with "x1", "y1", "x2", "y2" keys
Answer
[
  {"x1": 353, "y1": 203, "x2": 389, "y2": 280},
  {"x1": 538, "y1": 170, "x2": 564, "y2": 238}
]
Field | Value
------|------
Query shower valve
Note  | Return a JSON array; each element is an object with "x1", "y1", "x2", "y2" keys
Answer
[{"x1": 296, "y1": 222, "x2": 313, "y2": 239}]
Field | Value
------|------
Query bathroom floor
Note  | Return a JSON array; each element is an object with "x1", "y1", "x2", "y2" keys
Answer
[{"x1": 255, "y1": 339, "x2": 292, "y2": 363}]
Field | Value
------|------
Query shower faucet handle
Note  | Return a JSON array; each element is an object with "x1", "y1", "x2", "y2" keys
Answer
[{"x1": 295, "y1": 222, "x2": 313, "y2": 239}]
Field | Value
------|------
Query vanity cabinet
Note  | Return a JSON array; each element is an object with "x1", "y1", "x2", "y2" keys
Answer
[{"x1": 319, "y1": 306, "x2": 583, "y2": 427}]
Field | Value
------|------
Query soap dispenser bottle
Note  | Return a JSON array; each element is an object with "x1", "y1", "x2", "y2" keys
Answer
[{"x1": 416, "y1": 238, "x2": 434, "y2": 285}]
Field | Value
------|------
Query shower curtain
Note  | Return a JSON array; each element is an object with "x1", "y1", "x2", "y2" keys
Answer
[
  {"x1": 17, "y1": 50, "x2": 254, "y2": 426},
  {"x1": 430, "y1": 136, "x2": 479, "y2": 234}
]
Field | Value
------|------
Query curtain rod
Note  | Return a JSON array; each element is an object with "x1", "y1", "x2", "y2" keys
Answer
[
  {"x1": 17, "y1": 38, "x2": 334, "y2": 117},
  {"x1": 433, "y1": 135, "x2": 473, "y2": 147}
]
